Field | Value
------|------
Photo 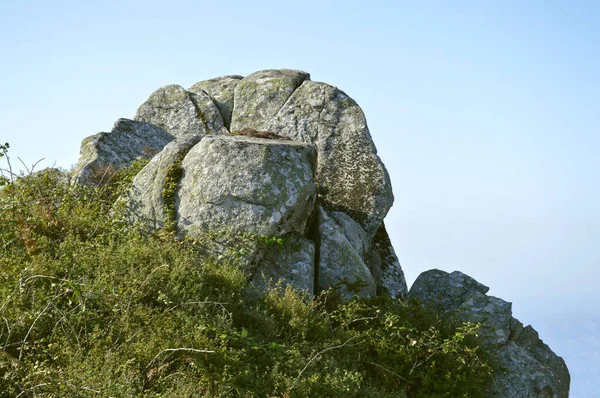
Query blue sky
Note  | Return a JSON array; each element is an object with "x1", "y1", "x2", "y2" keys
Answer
[{"x1": 1, "y1": 1, "x2": 598, "y2": 395}]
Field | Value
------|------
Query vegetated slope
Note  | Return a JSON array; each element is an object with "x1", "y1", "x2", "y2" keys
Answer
[{"x1": 0, "y1": 159, "x2": 492, "y2": 397}]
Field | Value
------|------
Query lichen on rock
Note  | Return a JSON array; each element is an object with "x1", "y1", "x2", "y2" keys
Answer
[{"x1": 265, "y1": 79, "x2": 394, "y2": 238}]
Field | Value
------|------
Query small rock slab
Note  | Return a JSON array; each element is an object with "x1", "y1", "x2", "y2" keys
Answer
[
  {"x1": 73, "y1": 118, "x2": 173, "y2": 184},
  {"x1": 366, "y1": 223, "x2": 408, "y2": 299},
  {"x1": 252, "y1": 233, "x2": 315, "y2": 296},
  {"x1": 124, "y1": 136, "x2": 201, "y2": 230}
]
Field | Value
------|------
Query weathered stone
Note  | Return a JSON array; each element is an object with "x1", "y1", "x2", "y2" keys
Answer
[
  {"x1": 266, "y1": 79, "x2": 393, "y2": 237},
  {"x1": 509, "y1": 317, "x2": 525, "y2": 341},
  {"x1": 490, "y1": 340, "x2": 570, "y2": 398},
  {"x1": 124, "y1": 136, "x2": 201, "y2": 231},
  {"x1": 177, "y1": 135, "x2": 317, "y2": 239},
  {"x1": 366, "y1": 224, "x2": 408, "y2": 299},
  {"x1": 135, "y1": 84, "x2": 227, "y2": 139},
  {"x1": 329, "y1": 211, "x2": 370, "y2": 257},
  {"x1": 188, "y1": 75, "x2": 242, "y2": 130},
  {"x1": 73, "y1": 118, "x2": 173, "y2": 184},
  {"x1": 409, "y1": 269, "x2": 570, "y2": 398},
  {"x1": 408, "y1": 270, "x2": 489, "y2": 313},
  {"x1": 252, "y1": 233, "x2": 315, "y2": 296},
  {"x1": 458, "y1": 291, "x2": 512, "y2": 346},
  {"x1": 317, "y1": 207, "x2": 376, "y2": 299},
  {"x1": 230, "y1": 69, "x2": 309, "y2": 132}
]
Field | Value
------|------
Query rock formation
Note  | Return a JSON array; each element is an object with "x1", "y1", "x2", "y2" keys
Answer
[
  {"x1": 409, "y1": 270, "x2": 570, "y2": 398},
  {"x1": 73, "y1": 69, "x2": 569, "y2": 395},
  {"x1": 74, "y1": 69, "x2": 406, "y2": 299}
]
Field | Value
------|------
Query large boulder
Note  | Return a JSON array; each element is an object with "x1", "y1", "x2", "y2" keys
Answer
[
  {"x1": 265, "y1": 80, "x2": 393, "y2": 238},
  {"x1": 408, "y1": 269, "x2": 490, "y2": 313},
  {"x1": 177, "y1": 134, "x2": 317, "y2": 239},
  {"x1": 73, "y1": 118, "x2": 174, "y2": 184},
  {"x1": 409, "y1": 269, "x2": 570, "y2": 398},
  {"x1": 135, "y1": 84, "x2": 227, "y2": 139}
]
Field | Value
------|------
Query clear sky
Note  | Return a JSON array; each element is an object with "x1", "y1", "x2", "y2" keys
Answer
[{"x1": 1, "y1": 1, "x2": 598, "y2": 395}]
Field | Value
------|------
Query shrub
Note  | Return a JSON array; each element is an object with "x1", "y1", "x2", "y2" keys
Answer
[{"x1": 0, "y1": 148, "x2": 492, "y2": 397}]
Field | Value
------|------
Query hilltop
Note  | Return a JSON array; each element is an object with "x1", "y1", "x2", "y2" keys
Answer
[{"x1": 0, "y1": 70, "x2": 569, "y2": 397}]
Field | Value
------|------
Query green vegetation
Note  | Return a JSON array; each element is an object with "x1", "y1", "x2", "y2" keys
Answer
[
  {"x1": 0, "y1": 146, "x2": 493, "y2": 397},
  {"x1": 161, "y1": 150, "x2": 186, "y2": 233}
]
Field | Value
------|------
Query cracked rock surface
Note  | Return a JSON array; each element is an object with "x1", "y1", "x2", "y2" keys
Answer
[{"x1": 135, "y1": 84, "x2": 227, "y2": 139}]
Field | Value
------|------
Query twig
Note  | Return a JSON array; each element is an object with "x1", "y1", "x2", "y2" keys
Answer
[
  {"x1": 52, "y1": 302, "x2": 82, "y2": 346},
  {"x1": 2, "y1": 316, "x2": 11, "y2": 347},
  {"x1": 22, "y1": 274, "x2": 84, "y2": 285},
  {"x1": 145, "y1": 348, "x2": 214, "y2": 370},
  {"x1": 16, "y1": 383, "x2": 49, "y2": 397},
  {"x1": 360, "y1": 360, "x2": 410, "y2": 382},
  {"x1": 334, "y1": 314, "x2": 379, "y2": 331},
  {"x1": 290, "y1": 335, "x2": 363, "y2": 391},
  {"x1": 17, "y1": 157, "x2": 44, "y2": 175},
  {"x1": 64, "y1": 382, "x2": 101, "y2": 394},
  {"x1": 19, "y1": 300, "x2": 52, "y2": 360},
  {"x1": 168, "y1": 300, "x2": 231, "y2": 316},
  {"x1": 124, "y1": 264, "x2": 169, "y2": 315}
]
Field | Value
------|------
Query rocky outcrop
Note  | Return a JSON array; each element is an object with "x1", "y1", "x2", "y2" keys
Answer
[
  {"x1": 409, "y1": 270, "x2": 570, "y2": 398},
  {"x1": 73, "y1": 118, "x2": 174, "y2": 184},
  {"x1": 72, "y1": 69, "x2": 406, "y2": 300}
]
